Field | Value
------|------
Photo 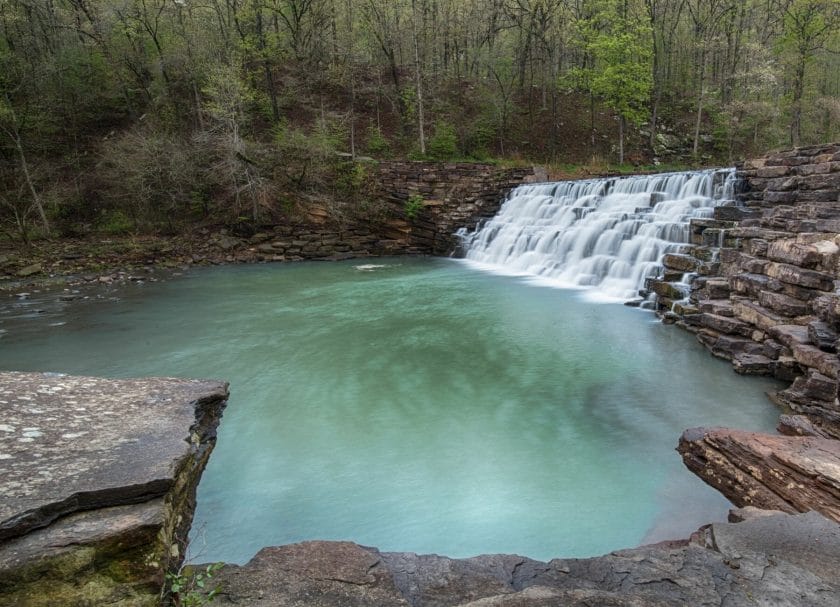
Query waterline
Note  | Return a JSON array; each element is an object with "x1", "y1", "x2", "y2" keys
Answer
[{"x1": 0, "y1": 259, "x2": 781, "y2": 563}]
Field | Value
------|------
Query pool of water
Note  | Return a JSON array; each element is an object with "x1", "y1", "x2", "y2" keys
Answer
[{"x1": 0, "y1": 258, "x2": 782, "y2": 563}]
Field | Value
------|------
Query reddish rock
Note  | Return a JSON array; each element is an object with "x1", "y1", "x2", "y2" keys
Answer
[{"x1": 678, "y1": 427, "x2": 840, "y2": 522}]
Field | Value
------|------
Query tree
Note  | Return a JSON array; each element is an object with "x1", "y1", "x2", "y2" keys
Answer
[
  {"x1": 202, "y1": 62, "x2": 268, "y2": 222},
  {"x1": 775, "y1": 0, "x2": 840, "y2": 145},
  {"x1": 568, "y1": 0, "x2": 653, "y2": 163},
  {"x1": 0, "y1": 48, "x2": 50, "y2": 235}
]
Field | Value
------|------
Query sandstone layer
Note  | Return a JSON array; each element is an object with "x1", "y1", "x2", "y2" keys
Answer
[
  {"x1": 648, "y1": 144, "x2": 840, "y2": 517},
  {"x1": 650, "y1": 143, "x2": 840, "y2": 437},
  {"x1": 678, "y1": 427, "x2": 840, "y2": 521},
  {"x1": 202, "y1": 510, "x2": 840, "y2": 606},
  {"x1": 0, "y1": 372, "x2": 228, "y2": 607}
]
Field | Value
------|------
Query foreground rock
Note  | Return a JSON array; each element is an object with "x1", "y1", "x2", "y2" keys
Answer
[
  {"x1": 678, "y1": 427, "x2": 840, "y2": 521},
  {"x1": 204, "y1": 510, "x2": 839, "y2": 606},
  {"x1": 0, "y1": 372, "x2": 228, "y2": 607}
]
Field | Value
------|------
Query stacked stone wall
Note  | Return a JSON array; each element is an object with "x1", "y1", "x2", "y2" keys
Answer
[
  {"x1": 650, "y1": 143, "x2": 840, "y2": 437},
  {"x1": 217, "y1": 162, "x2": 532, "y2": 263}
]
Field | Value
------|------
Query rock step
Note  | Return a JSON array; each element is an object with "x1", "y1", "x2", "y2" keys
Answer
[
  {"x1": 790, "y1": 341, "x2": 840, "y2": 379},
  {"x1": 769, "y1": 324, "x2": 811, "y2": 348},
  {"x1": 662, "y1": 253, "x2": 699, "y2": 272},
  {"x1": 648, "y1": 279, "x2": 687, "y2": 301},
  {"x1": 692, "y1": 277, "x2": 731, "y2": 300},
  {"x1": 698, "y1": 299, "x2": 734, "y2": 317},
  {"x1": 732, "y1": 299, "x2": 789, "y2": 331},
  {"x1": 766, "y1": 235, "x2": 840, "y2": 270},
  {"x1": 776, "y1": 371, "x2": 837, "y2": 407},
  {"x1": 695, "y1": 331, "x2": 766, "y2": 361},
  {"x1": 698, "y1": 312, "x2": 753, "y2": 337},
  {"x1": 766, "y1": 261, "x2": 836, "y2": 291},
  {"x1": 732, "y1": 353, "x2": 774, "y2": 375},
  {"x1": 808, "y1": 320, "x2": 838, "y2": 352},
  {"x1": 758, "y1": 289, "x2": 811, "y2": 316}
]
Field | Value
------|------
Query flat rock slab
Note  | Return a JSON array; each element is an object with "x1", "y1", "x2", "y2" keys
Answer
[
  {"x1": 678, "y1": 427, "x2": 840, "y2": 521},
  {"x1": 0, "y1": 372, "x2": 229, "y2": 540},
  {"x1": 204, "y1": 512, "x2": 840, "y2": 606}
]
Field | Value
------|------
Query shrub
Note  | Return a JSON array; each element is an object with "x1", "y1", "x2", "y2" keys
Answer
[
  {"x1": 427, "y1": 121, "x2": 459, "y2": 160},
  {"x1": 365, "y1": 127, "x2": 390, "y2": 156},
  {"x1": 405, "y1": 194, "x2": 424, "y2": 220}
]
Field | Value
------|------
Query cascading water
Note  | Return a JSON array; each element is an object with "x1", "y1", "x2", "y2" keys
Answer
[{"x1": 459, "y1": 169, "x2": 738, "y2": 302}]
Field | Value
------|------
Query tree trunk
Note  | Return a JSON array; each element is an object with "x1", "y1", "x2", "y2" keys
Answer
[
  {"x1": 411, "y1": 0, "x2": 425, "y2": 155},
  {"x1": 693, "y1": 48, "x2": 707, "y2": 158},
  {"x1": 14, "y1": 134, "x2": 50, "y2": 235},
  {"x1": 618, "y1": 115, "x2": 625, "y2": 165},
  {"x1": 693, "y1": 88, "x2": 703, "y2": 158},
  {"x1": 791, "y1": 57, "x2": 805, "y2": 146}
]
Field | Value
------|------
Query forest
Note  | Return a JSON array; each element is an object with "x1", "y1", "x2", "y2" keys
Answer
[{"x1": 1, "y1": 0, "x2": 838, "y2": 239}]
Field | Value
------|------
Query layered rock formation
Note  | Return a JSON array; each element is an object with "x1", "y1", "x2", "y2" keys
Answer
[
  {"x1": 678, "y1": 427, "x2": 840, "y2": 521},
  {"x1": 0, "y1": 372, "x2": 228, "y2": 607},
  {"x1": 650, "y1": 143, "x2": 840, "y2": 432},
  {"x1": 647, "y1": 142, "x2": 840, "y2": 521},
  {"x1": 208, "y1": 162, "x2": 532, "y2": 264},
  {"x1": 202, "y1": 510, "x2": 840, "y2": 606}
]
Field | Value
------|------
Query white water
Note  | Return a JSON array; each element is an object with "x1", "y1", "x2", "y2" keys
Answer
[{"x1": 459, "y1": 169, "x2": 737, "y2": 302}]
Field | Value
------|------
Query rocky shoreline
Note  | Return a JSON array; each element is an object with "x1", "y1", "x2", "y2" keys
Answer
[
  {"x1": 3, "y1": 148, "x2": 840, "y2": 605},
  {"x1": 199, "y1": 509, "x2": 840, "y2": 606},
  {"x1": 646, "y1": 142, "x2": 840, "y2": 523}
]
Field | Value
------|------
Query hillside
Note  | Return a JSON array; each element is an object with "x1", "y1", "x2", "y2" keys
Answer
[{"x1": 1, "y1": 0, "x2": 838, "y2": 242}]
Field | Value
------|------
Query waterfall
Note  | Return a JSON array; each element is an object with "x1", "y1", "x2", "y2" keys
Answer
[{"x1": 458, "y1": 169, "x2": 737, "y2": 302}]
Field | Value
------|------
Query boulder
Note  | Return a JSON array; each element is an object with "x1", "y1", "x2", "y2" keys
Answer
[
  {"x1": 16, "y1": 263, "x2": 42, "y2": 278},
  {"x1": 0, "y1": 372, "x2": 229, "y2": 606},
  {"x1": 678, "y1": 427, "x2": 840, "y2": 522}
]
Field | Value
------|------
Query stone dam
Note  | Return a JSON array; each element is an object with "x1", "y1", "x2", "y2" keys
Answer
[{"x1": 1, "y1": 144, "x2": 840, "y2": 606}]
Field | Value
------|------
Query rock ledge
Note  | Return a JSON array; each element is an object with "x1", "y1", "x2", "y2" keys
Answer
[{"x1": 0, "y1": 372, "x2": 228, "y2": 607}]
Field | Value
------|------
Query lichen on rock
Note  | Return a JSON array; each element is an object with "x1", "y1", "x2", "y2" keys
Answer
[{"x1": 0, "y1": 372, "x2": 228, "y2": 607}]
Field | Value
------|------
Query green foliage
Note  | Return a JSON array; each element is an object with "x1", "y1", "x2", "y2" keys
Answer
[
  {"x1": 365, "y1": 127, "x2": 390, "y2": 156},
  {"x1": 335, "y1": 161, "x2": 369, "y2": 196},
  {"x1": 427, "y1": 121, "x2": 459, "y2": 160},
  {"x1": 166, "y1": 562, "x2": 224, "y2": 607},
  {"x1": 203, "y1": 63, "x2": 256, "y2": 131},
  {"x1": 404, "y1": 194, "x2": 424, "y2": 220},
  {"x1": 2, "y1": 0, "x2": 840, "y2": 239},
  {"x1": 99, "y1": 210, "x2": 134, "y2": 235},
  {"x1": 572, "y1": 1, "x2": 653, "y2": 127}
]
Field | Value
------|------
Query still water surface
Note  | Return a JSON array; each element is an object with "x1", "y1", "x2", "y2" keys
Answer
[{"x1": 0, "y1": 258, "x2": 781, "y2": 563}]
